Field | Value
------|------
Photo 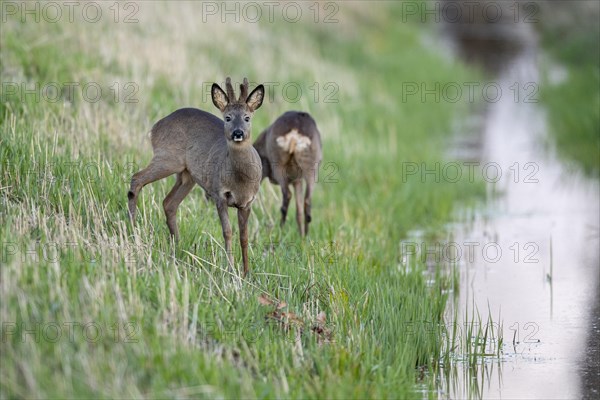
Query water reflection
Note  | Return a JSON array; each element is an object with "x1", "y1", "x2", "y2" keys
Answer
[
  {"x1": 430, "y1": 1, "x2": 600, "y2": 398},
  {"x1": 436, "y1": 361, "x2": 504, "y2": 399}
]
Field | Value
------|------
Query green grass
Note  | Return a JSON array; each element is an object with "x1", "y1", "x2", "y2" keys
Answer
[
  {"x1": 1, "y1": 2, "x2": 484, "y2": 398},
  {"x1": 431, "y1": 301, "x2": 503, "y2": 399},
  {"x1": 538, "y1": 3, "x2": 600, "y2": 175}
]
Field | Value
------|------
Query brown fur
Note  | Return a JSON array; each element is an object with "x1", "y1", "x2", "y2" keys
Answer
[
  {"x1": 128, "y1": 77, "x2": 265, "y2": 277},
  {"x1": 254, "y1": 111, "x2": 322, "y2": 236}
]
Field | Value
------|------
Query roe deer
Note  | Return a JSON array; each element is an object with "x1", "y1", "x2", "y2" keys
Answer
[
  {"x1": 254, "y1": 111, "x2": 322, "y2": 236},
  {"x1": 128, "y1": 77, "x2": 265, "y2": 277}
]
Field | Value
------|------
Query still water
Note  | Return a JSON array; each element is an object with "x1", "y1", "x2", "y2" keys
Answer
[{"x1": 431, "y1": 6, "x2": 599, "y2": 399}]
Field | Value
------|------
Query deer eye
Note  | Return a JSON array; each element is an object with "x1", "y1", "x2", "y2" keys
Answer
[
  {"x1": 244, "y1": 116, "x2": 250, "y2": 122},
  {"x1": 225, "y1": 116, "x2": 232, "y2": 122}
]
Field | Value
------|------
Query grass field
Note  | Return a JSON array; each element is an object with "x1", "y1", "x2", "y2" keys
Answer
[
  {"x1": 1, "y1": 2, "x2": 484, "y2": 397},
  {"x1": 538, "y1": 2, "x2": 600, "y2": 175}
]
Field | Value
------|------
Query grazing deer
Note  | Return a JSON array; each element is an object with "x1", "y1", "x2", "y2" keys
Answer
[
  {"x1": 128, "y1": 77, "x2": 264, "y2": 277},
  {"x1": 254, "y1": 111, "x2": 322, "y2": 236}
]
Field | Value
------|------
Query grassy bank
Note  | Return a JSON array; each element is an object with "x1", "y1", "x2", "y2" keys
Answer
[
  {"x1": 1, "y1": 2, "x2": 482, "y2": 397},
  {"x1": 538, "y1": 2, "x2": 600, "y2": 175}
]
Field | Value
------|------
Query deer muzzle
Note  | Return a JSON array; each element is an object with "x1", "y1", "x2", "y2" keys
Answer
[{"x1": 232, "y1": 129, "x2": 244, "y2": 142}]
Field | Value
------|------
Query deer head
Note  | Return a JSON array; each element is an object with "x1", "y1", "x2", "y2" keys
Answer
[{"x1": 211, "y1": 77, "x2": 265, "y2": 144}]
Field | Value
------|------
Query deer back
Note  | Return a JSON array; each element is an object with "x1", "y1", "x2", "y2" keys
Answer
[{"x1": 255, "y1": 111, "x2": 322, "y2": 183}]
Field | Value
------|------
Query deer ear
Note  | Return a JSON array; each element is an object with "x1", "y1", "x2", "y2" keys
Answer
[
  {"x1": 211, "y1": 83, "x2": 229, "y2": 112},
  {"x1": 246, "y1": 84, "x2": 264, "y2": 112}
]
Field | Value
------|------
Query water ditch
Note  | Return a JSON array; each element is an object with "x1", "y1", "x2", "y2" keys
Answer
[{"x1": 421, "y1": 5, "x2": 599, "y2": 398}]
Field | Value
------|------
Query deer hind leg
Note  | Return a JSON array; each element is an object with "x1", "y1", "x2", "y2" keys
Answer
[
  {"x1": 293, "y1": 180, "x2": 305, "y2": 236},
  {"x1": 128, "y1": 156, "x2": 182, "y2": 222},
  {"x1": 280, "y1": 182, "x2": 292, "y2": 227},
  {"x1": 271, "y1": 162, "x2": 291, "y2": 228},
  {"x1": 163, "y1": 170, "x2": 195, "y2": 240},
  {"x1": 304, "y1": 178, "x2": 315, "y2": 236}
]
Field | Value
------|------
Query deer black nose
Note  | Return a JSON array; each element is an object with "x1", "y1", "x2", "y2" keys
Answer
[{"x1": 232, "y1": 130, "x2": 244, "y2": 142}]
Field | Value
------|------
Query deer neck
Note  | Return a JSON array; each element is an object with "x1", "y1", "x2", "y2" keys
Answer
[{"x1": 224, "y1": 142, "x2": 260, "y2": 176}]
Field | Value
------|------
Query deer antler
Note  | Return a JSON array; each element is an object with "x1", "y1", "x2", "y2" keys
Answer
[
  {"x1": 239, "y1": 77, "x2": 249, "y2": 102},
  {"x1": 225, "y1": 77, "x2": 235, "y2": 101}
]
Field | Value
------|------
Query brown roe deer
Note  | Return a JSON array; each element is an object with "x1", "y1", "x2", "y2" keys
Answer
[
  {"x1": 254, "y1": 111, "x2": 322, "y2": 236},
  {"x1": 128, "y1": 77, "x2": 264, "y2": 277}
]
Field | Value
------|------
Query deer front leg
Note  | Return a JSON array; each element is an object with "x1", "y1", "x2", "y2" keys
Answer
[
  {"x1": 216, "y1": 200, "x2": 233, "y2": 268},
  {"x1": 237, "y1": 206, "x2": 251, "y2": 277}
]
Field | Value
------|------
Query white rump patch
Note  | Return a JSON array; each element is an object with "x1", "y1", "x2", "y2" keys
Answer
[{"x1": 276, "y1": 129, "x2": 312, "y2": 154}]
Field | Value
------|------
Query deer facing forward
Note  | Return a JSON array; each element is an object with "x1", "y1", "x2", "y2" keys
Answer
[
  {"x1": 128, "y1": 77, "x2": 265, "y2": 276},
  {"x1": 254, "y1": 111, "x2": 322, "y2": 236}
]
